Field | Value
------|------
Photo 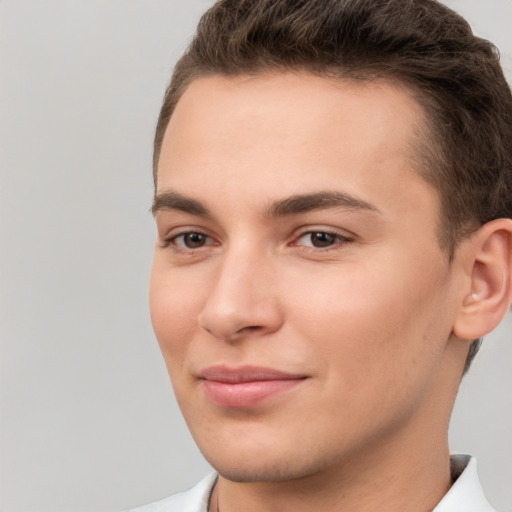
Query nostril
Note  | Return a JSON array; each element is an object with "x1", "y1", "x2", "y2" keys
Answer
[{"x1": 235, "y1": 325, "x2": 264, "y2": 335}]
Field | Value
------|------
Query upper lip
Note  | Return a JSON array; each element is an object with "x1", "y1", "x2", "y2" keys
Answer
[{"x1": 199, "y1": 365, "x2": 307, "y2": 383}]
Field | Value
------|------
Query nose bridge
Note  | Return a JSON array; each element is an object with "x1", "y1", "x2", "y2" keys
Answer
[{"x1": 198, "y1": 242, "x2": 282, "y2": 340}]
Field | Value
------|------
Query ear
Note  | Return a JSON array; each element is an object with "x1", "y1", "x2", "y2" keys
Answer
[{"x1": 453, "y1": 218, "x2": 512, "y2": 340}]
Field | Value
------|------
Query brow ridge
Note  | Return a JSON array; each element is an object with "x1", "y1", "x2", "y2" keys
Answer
[
  {"x1": 152, "y1": 190, "x2": 379, "y2": 218},
  {"x1": 266, "y1": 191, "x2": 380, "y2": 217},
  {"x1": 152, "y1": 191, "x2": 211, "y2": 216}
]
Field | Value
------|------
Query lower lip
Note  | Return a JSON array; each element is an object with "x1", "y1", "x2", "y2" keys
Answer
[{"x1": 202, "y1": 379, "x2": 304, "y2": 408}]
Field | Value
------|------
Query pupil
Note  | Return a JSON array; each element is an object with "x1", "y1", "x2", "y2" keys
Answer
[
  {"x1": 185, "y1": 233, "x2": 206, "y2": 248},
  {"x1": 311, "y1": 232, "x2": 335, "y2": 247}
]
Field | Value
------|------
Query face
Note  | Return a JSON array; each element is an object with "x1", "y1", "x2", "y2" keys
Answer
[{"x1": 150, "y1": 73, "x2": 463, "y2": 482}]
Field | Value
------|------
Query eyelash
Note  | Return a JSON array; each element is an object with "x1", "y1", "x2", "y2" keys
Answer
[
  {"x1": 161, "y1": 228, "x2": 353, "y2": 254},
  {"x1": 291, "y1": 230, "x2": 353, "y2": 251},
  {"x1": 160, "y1": 230, "x2": 216, "y2": 251}
]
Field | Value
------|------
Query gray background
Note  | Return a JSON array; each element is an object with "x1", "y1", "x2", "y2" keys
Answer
[{"x1": 0, "y1": 1, "x2": 510, "y2": 511}]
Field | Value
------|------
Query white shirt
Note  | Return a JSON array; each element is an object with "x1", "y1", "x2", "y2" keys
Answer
[{"x1": 127, "y1": 455, "x2": 496, "y2": 512}]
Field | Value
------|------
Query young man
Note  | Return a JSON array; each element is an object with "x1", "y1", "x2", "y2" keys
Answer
[{"x1": 132, "y1": 1, "x2": 512, "y2": 511}]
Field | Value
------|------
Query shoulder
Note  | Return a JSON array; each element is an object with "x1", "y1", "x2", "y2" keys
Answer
[{"x1": 125, "y1": 473, "x2": 217, "y2": 512}]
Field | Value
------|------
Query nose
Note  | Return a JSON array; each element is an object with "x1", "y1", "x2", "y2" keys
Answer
[{"x1": 198, "y1": 251, "x2": 284, "y2": 342}]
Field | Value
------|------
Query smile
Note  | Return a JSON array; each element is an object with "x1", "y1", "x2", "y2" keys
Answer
[{"x1": 199, "y1": 366, "x2": 308, "y2": 408}]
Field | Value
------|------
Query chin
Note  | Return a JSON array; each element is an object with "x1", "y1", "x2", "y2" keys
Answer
[
  {"x1": 196, "y1": 437, "x2": 336, "y2": 484},
  {"x1": 206, "y1": 459, "x2": 320, "y2": 483}
]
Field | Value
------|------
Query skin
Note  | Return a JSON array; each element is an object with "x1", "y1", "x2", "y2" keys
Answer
[{"x1": 150, "y1": 73, "x2": 487, "y2": 512}]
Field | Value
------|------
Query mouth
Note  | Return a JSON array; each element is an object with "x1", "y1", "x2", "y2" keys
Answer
[{"x1": 198, "y1": 365, "x2": 308, "y2": 408}]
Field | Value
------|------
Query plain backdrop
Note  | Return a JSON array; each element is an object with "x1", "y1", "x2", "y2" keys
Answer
[{"x1": 1, "y1": 1, "x2": 511, "y2": 511}]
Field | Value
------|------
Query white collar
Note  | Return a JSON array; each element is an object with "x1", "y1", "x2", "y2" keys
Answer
[{"x1": 433, "y1": 454, "x2": 495, "y2": 511}]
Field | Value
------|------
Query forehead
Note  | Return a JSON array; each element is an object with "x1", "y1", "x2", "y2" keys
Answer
[{"x1": 157, "y1": 72, "x2": 437, "y2": 223}]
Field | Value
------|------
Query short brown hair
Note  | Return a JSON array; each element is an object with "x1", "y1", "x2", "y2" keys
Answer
[{"x1": 153, "y1": 0, "x2": 512, "y2": 371}]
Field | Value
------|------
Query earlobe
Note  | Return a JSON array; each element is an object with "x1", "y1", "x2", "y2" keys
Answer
[{"x1": 453, "y1": 218, "x2": 512, "y2": 341}]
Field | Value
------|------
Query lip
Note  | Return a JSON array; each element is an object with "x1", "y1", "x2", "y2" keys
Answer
[{"x1": 199, "y1": 365, "x2": 307, "y2": 408}]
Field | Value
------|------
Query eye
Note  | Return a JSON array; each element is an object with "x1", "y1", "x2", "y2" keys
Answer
[
  {"x1": 294, "y1": 231, "x2": 350, "y2": 249},
  {"x1": 180, "y1": 232, "x2": 208, "y2": 248},
  {"x1": 165, "y1": 231, "x2": 213, "y2": 250}
]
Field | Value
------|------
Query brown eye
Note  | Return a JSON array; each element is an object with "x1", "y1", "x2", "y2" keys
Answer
[
  {"x1": 293, "y1": 230, "x2": 350, "y2": 250},
  {"x1": 182, "y1": 232, "x2": 208, "y2": 248},
  {"x1": 309, "y1": 232, "x2": 337, "y2": 247}
]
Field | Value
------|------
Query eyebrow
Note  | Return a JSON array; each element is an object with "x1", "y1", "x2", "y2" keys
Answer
[
  {"x1": 266, "y1": 191, "x2": 380, "y2": 217},
  {"x1": 152, "y1": 191, "x2": 212, "y2": 216},
  {"x1": 152, "y1": 190, "x2": 380, "y2": 217}
]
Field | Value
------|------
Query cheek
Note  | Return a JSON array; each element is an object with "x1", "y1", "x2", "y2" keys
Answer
[
  {"x1": 281, "y1": 259, "x2": 451, "y2": 434},
  {"x1": 285, "y1": 252, "x2": 450, "y2": 376},
  {"x1": 149, "y1": 261, "x2": 204, "y2": 365}
]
